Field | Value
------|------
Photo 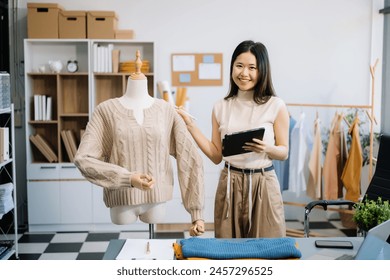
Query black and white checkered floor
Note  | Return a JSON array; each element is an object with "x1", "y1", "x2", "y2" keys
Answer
[
  {"x1": 9, "y1": 231, "x2": 186, "y2": 260},
  {"x1": 4, "y1": 220, "x2": 356, "y2": 260}
]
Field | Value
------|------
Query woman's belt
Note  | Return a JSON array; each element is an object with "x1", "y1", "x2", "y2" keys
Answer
[{"x1": 225, "y1": 162, "x2": 274, "y2": 174}]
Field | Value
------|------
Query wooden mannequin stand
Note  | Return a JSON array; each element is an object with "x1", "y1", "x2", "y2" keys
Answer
[{"x1": 130, "y1": 50, "x2": 146, "y2": 80}]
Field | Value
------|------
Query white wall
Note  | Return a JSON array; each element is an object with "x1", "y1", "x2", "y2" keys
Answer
[{"x1": 17, "y1": 0, "x2": 384, "y2": 220}]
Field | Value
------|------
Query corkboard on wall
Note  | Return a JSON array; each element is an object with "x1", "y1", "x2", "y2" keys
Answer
[{"x1": 171, "y1": 53, "x2": 223, "y2": 86}]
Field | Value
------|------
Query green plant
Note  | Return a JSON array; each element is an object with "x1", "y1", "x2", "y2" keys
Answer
[{"x1": 352, "y1": 196, "x2": 390, "y2": 232}]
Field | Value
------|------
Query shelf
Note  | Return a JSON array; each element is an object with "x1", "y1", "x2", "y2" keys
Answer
[
  {"x1": 27, "y1": 73, "x2": 57, "y2": 76},
  {"x1": 0, "y1": 248, "x2": 15, "y2": 260},
  {"x1": 0, "y1": 104, "x2": 18, "y2": 259},
  {"x1": 28, "y1": 120, "x2": 58, "y2": 124},
  {"x1": 94, "y1": 72, "x2": 154, "y2": 77},
  {"x1": 0, "y1": 158, "x2": 12, "y2": 169},
  {"x1": 0, "y1": 107, "x2": 11, "y2": 114},
  {"x1": 60, "y1": 113, "x2": 89, "y2": 117},
  {"x1": 28, "y1": 72, "x2": 89, "y2": 76}
]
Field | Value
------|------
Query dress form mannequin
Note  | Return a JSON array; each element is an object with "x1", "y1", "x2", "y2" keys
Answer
[
  {"x1": 112, "y1": 50, "x2": 164, "y2": 225},
  {"x1": 88, "y1": 50, "x2": 205, "y2": 235}
]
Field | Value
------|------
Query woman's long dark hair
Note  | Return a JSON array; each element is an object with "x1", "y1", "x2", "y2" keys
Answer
[{"x1": 225, "y1": 40, "x2": 276, "y2": 104}]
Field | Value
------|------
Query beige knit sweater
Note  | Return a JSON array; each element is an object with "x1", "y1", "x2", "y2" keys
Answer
[{"x1": 74, "y1": 98, "x2": 204, "y2": 222}]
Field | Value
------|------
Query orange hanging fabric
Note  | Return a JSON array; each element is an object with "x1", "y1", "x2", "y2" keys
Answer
[
  {"x1": 322, "y1": 113, "x2": 348, "y2": 200},
  {"x1": 341, "y1": 117, "x2": 363, "y2": 202}
]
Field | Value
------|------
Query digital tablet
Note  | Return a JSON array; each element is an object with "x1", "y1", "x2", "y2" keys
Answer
[{"x1": 222, "y1": 127, "x2": 265, "y2": 157}]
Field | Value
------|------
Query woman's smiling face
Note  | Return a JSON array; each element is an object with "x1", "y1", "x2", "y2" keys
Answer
[{"x1": 232, "y1": 51, "x2": 259, "y2": 91}]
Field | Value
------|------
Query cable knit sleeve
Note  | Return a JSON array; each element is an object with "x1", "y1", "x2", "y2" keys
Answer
[
  {"x1": 170, "y1": 110, "x2": 205, "y2": 222},
  {"x1": 74, "y1": 102, "x2": 133, "y2": 189}
]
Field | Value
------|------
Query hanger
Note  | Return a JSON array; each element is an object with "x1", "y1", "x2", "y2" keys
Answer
[
  {"x1": 341, "y1": 111, "x2": 351, "y2": 128},
  {"x1": 365, "y1": 109, "x2": 377, "y2": 125}
]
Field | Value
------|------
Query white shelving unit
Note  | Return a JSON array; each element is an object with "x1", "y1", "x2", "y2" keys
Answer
[
  {"x1": 0, "y1": 104, "x2": 18, "y2": 260},
  {"x1": 24, "y1": 39, "x2": 155, "y2": 232}
]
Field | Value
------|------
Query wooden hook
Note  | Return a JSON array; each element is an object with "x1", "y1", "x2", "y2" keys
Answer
[{"x1": 370, "y1": 58, "x2": 379, "y2": 78}]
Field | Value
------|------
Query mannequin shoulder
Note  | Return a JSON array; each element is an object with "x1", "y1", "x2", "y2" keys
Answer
[
  {"x1": 95, "y1": 98, "x2": 117, "y2": 110},
  {"x1": 153, "y1": 98, "x2": 175, "y2": 111},
  {"x1": 152, "y1": 99, "x2": 185, "y2": 121},
  {"x1": 92, "y1": 99, "x2": 121, "y2": 116}
]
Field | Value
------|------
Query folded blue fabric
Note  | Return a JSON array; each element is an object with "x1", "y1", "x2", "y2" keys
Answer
[{"x1": 180, "y1": 237, "x2": 302, "y2": 259}]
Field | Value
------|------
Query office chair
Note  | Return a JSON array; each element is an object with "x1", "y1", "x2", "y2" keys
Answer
[{"x1": 303, "y1": 133, "x2": 390, "y2": 237}]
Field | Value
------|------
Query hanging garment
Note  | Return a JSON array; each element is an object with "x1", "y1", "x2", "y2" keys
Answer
[
  {"x1": 339, "y1": 118, "x2": 349, "y2": 198},
  {"x1": 288, "y1": 112, "x2": 312, "y2": 197},
  {"x1": 306, "y1": 117, "x2": 323, "y2": 200},
  {"x1": 322, "y1": 113, "x2": 348, "y2": 200},
  {"x1": 341, "y1": 117, "x2": 363, "y2": 202},
  {"x1": 273, "y1": 116, "x2": 297, "y2": 191}
]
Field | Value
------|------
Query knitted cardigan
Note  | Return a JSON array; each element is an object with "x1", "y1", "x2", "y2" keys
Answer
[{"x1": 74, "y1": 98, "x2": 204, "y2": 222}]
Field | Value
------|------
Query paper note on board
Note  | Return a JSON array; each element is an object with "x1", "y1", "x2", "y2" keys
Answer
[
  {"x1": 203, "y1": 55, "x2": 215, "y2": 63},
  {"x1": 199, "y1": 63, "x2": 221, "y2": 80},
  {"x1": 172, "y1": 55, "x2": 195, "y2": 71},
  {"x1": 179, "y1": 73, "x2": 191, "y2": 83}
]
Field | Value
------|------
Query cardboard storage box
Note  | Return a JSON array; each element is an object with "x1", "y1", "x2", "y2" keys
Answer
[
  {"x1": 115, "y1": 29, "x2": 135, "y2": 39},
  {"x1": 27, "y1": 3, "x2": 63, "y2": 38},
  {"x1": 87, "y1": 11, "x2": 118, "y2": 39},
  {"x1": 59, "y1": 10, "x2": 87, "y2": 38}
]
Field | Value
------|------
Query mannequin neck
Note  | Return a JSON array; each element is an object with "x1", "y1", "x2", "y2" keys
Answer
[
  {"x1": 124, "y1": 78, "x2": 149, "y2": 99},
  {"x1": 121, "y1": 78, "x2": 154, "y2": 107},
  {"x1": 119, "y1": 77, "x2": 154, "y2": 124}
]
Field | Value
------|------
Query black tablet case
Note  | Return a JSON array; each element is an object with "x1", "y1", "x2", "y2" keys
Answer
[{"x1": 222, "y1": 127, "x2": 265, "y2": 157}]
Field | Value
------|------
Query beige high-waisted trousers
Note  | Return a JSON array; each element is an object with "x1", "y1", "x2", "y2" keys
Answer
[{"x1": 214, "y1": 166, "x2": 286, "y2": 238}]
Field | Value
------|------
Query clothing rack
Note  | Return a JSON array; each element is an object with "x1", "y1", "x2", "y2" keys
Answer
[
  {"x1": 286, "y1": 59, "x2": 378, "y2": 181},
  {"x1": 282, "y1": 62, "x2": 378, "y2": 237},
  {"x1": 286, "y1": 102, "x2": 375, "y2": 180},
  {"x1": 280, "y1": 61, "x2": 380, "y2": 237},
  {"x1": 284, "y1": 101, "x2": 375, "y2": 236}
]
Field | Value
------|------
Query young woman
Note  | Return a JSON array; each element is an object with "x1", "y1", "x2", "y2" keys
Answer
[{"x1": 177, "y1": 40, "x2": 289, "y2": 238}]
